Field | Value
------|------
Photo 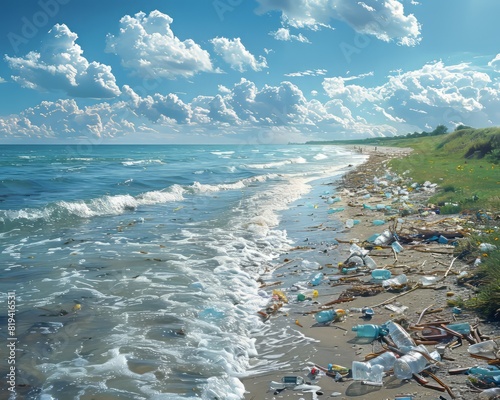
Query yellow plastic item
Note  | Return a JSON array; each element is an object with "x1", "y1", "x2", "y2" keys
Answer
[
  {"x1": 312, "y1": 290, "x2": 319, "y2": 298},
  {"x1": 272, "y1": 289, "x2": 288, "y2": 303}
]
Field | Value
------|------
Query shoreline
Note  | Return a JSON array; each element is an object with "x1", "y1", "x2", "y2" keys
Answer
[{"x1": 242, "y1": 145, "x2": 499, "y2": 399}]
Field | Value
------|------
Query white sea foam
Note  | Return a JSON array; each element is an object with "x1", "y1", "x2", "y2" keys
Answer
[
  {"x1": 313, "y1": 153, "x2": 328, "y2": 160},
  {"x1": 122, "y1": 159, "x2": 164, "y2": 166},
  {"x1": 246, "y1": 156, "x2": 307, "y2": 169}
]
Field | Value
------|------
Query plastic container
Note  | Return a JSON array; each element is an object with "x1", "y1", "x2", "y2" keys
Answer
[
  {"x1": 351, "y1": 362, "x2": 384, "y2": 383},
  {"x1": 345, "y1": 218, "x2": 354, "y2": 228},
  {"x1": 447, "y1": 322, "x2": 471, "y2": 335},
  {"x1": 346, "y1": 255, "x2": 365, "y2": 267},
  {"x1": 342, "y1": 267, "x2": 358, "y2": 274},
  {"x1": 372, "y1": 219, "x2": 386, "y2": 226},
  {"x1": 315, "y1": 309, "x2": 337, "y2": 324},
  {"x1": 373, "y1": 229, "x2": 393, "y2": 246},
  {"x1": 393, "y1": 345, "x2": 429, "y2": 379},
  {"x1": 384, "y1": 320, "x2": 415, "y2": 353},
  {"x1": 281, "y1": 376, "x2": 305, "y2": 387},
  {"x1": 363, "y1": 255, "x2": 377, "y2": 269},
  {"x1": 468, "y1": 366, "x2": 500, "y2": 378},
  {"x1": 479, "y1": 243, "x2": 498, "y2": 252},
  {"x1": 350, "y1": 243, "x2": 369, "y2": 257},
  {"x1": 309, "y1": 272, "x2": 323, "y2": 286},
  {"x1": 468, "y1": 340, "x2": 499, "y2": 359},
  {"x1": 420, "y1": 276, "x2": 438, "y2": 286},
  {"x1": 438, "y1": 235, "x2": 449, "y2": 244},
  {"x1": 352, "y1": 351, "x2": 397, "y2": 383},
  {"x1": 382, "y1": 274, "x2": 408, "y2": 289},
  {"x1": 371, "y1": 269, "x2": 391, "y2": 280},
  {"x1": 352, "y1": 324, "x2": 387, "y2": 339},
  {"x1": 391, "y1": 241, "x2": 404, "y2": 253}
]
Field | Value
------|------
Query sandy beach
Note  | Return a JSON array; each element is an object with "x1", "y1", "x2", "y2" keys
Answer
[{"x1": 242, "y1": 145, "x2": 499, "y2": 400}]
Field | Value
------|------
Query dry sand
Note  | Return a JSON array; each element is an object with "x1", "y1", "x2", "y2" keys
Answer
[{"x1": 242, "y1": 145, "x2": 499, "y2": 400}]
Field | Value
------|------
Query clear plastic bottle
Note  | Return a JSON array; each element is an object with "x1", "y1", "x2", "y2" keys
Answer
[
  {"x1": 468, "y1": 340, "x2": 499, "y2": 359},
  {"x1": 374, "y1": 229, "x2": 393, "y2": 245},
  {"x1": 364, "y1": 255, "x2": 377, "y2": 269},
  {"x1": 393, "y1": 345, "x2": 429, "y2": 379},
  {"x1": 382, "y1": 274, "x2": 408, "y2": 289},
  {"x1": 384, "y1": 320, "x2": 415, "y2": 353},
  {"x1": 351, "y1": 362, "x2": 385, "y2": 383},
  {"x1": 352, "y1": 351, "x2": 397, "y2": 383},
  {"x1": 391, "y1": 241, "x2": 404, "y2": 253}
]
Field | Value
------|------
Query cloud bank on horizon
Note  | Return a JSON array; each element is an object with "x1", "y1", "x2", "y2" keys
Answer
[{"x1": 1, "y1": 0, "x2": 500, "y2": 143}]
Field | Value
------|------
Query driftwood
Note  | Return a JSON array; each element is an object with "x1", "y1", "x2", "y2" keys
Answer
[{"x1": 370, "y1": 284, "x2": 421, "y2": 308}]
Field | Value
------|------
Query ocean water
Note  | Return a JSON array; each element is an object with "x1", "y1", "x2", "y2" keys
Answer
[{"x1": 0, "y1": 144, "x2": 366, "y2": 399}]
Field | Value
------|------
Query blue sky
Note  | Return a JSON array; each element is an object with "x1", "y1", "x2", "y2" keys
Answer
[{"x1": 1, "y1": 0, "x2": 500, "y2": 144}]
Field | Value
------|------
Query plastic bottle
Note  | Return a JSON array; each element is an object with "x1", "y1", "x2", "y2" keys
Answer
[
  {"x1": 363, "y1": 255, "x2": 377, "y2": 269},
  {"x1": 351, "y1": 362, "x2": 385, "y2": 383},
  {"x1": 309, "y1": 272, "x2": 323, "y2": 286},
  {"x1": 420, "y1": 276, "x2": 438, "y2": 286},
  {"x1": 438, "y1": 235, "x2": 449, "y2": 244},
  {"x1": 446, "y1": 322, "x2": 471, "y2": 335},
  {"x1": 468, "y1": 366, "x2": 500, "y2": 378},
  {"x1": 346, "y1": 255, "x2": 364, "y2": 267},
  {"x1": 384, "y1": 320, "x2": 415, "y2": 353},
  {"x1": 328, "y1": 364, "x2": 350, "y2": 375},
  {"x1": 373, "y1": 229, "x2": 393, "y2": 246},
  {"x1": 342, "y1": 267, "x2": 358, "y2": 274},
  {"x1": 345, "y1": 218, "x2": 354, "y2": 228},
  {"x1": 315, "y1": 309, "x2": 337, "y2": 324},
  {"x1": 391, "y1": 241, "x2": 404, "y2": 253},
  {"x1": 352, "y1": 351, "x2": 398, "y2": 383},
  {"x1": 382, "y1": 274, "x2": 408, "y2": 289},
  {"x1": 468, "y1": 340, "x2": 499, "y2": 359},
  {"x1": 350, "y1": 243, "x2": 369, "y2": 257},
  {"x1": 371, "y1": 269, "x2": 392, "y2": 280},
  {"x1": 393, "y1": 345, "x2": 429, "y2": 379},
  {"x1": 352, "y1": 324, "x2": 387, "y2": 339}
]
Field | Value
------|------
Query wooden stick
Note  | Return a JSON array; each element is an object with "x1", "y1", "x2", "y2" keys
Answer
[
  {"x1": 416, "y1": 303, "x2": 435, "y2": 325},
  {"x1": 422, "y1": 371, "x2": 456, "y2": 399},
  {"x1": 370, "y1": 284, "x2": 421, "y2": 308},
  {"x1": 444, "y1": 257, "x2": 459, "y2": 278}
]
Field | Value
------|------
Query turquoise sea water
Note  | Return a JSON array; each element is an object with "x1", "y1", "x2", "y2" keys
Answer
[{"x1": 0, "y1": 144, "x2": 366, "y2": 399}]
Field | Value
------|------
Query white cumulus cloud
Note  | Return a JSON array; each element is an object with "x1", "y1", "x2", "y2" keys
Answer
[
  {"x1": 270, "y1": 28, "x2": 310, "y2": 43},
  {"x1": 256, "y1": 0, "x2": 421, "y2": 46},
  {"x1": 211, "y1": 37, "x2": 268, "y2": 72},
  {"x1": 5, "y1": 24, "x2": 120, "y2": 98},
  {"x1": 106, "y1": 10, "x2": 213, "y2": 79},
  {"x1": 488, "y1": 53, "x2": 500, "y2": 72}
]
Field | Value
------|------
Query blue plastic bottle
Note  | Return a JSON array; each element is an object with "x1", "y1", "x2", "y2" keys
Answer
[
  {"x1": 371, "y1": 269, "x2": 392, "y2": 280},
  {"x1": 310, "y1": 272, "x2": 323, "y2": 286},
  {"x1": 447, "y1": 322, "x2": 471, "y2": 334},
  {"x1": 315, "y1": 309, "x2": 337, "y2": 324},
  {"x1": 352, "y1": 324, "x2": 387, "y2": 338}
]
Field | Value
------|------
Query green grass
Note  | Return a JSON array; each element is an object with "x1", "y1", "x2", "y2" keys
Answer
[{"x1": 386, "y1": 133, "x2": 500, "y2": 212}]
